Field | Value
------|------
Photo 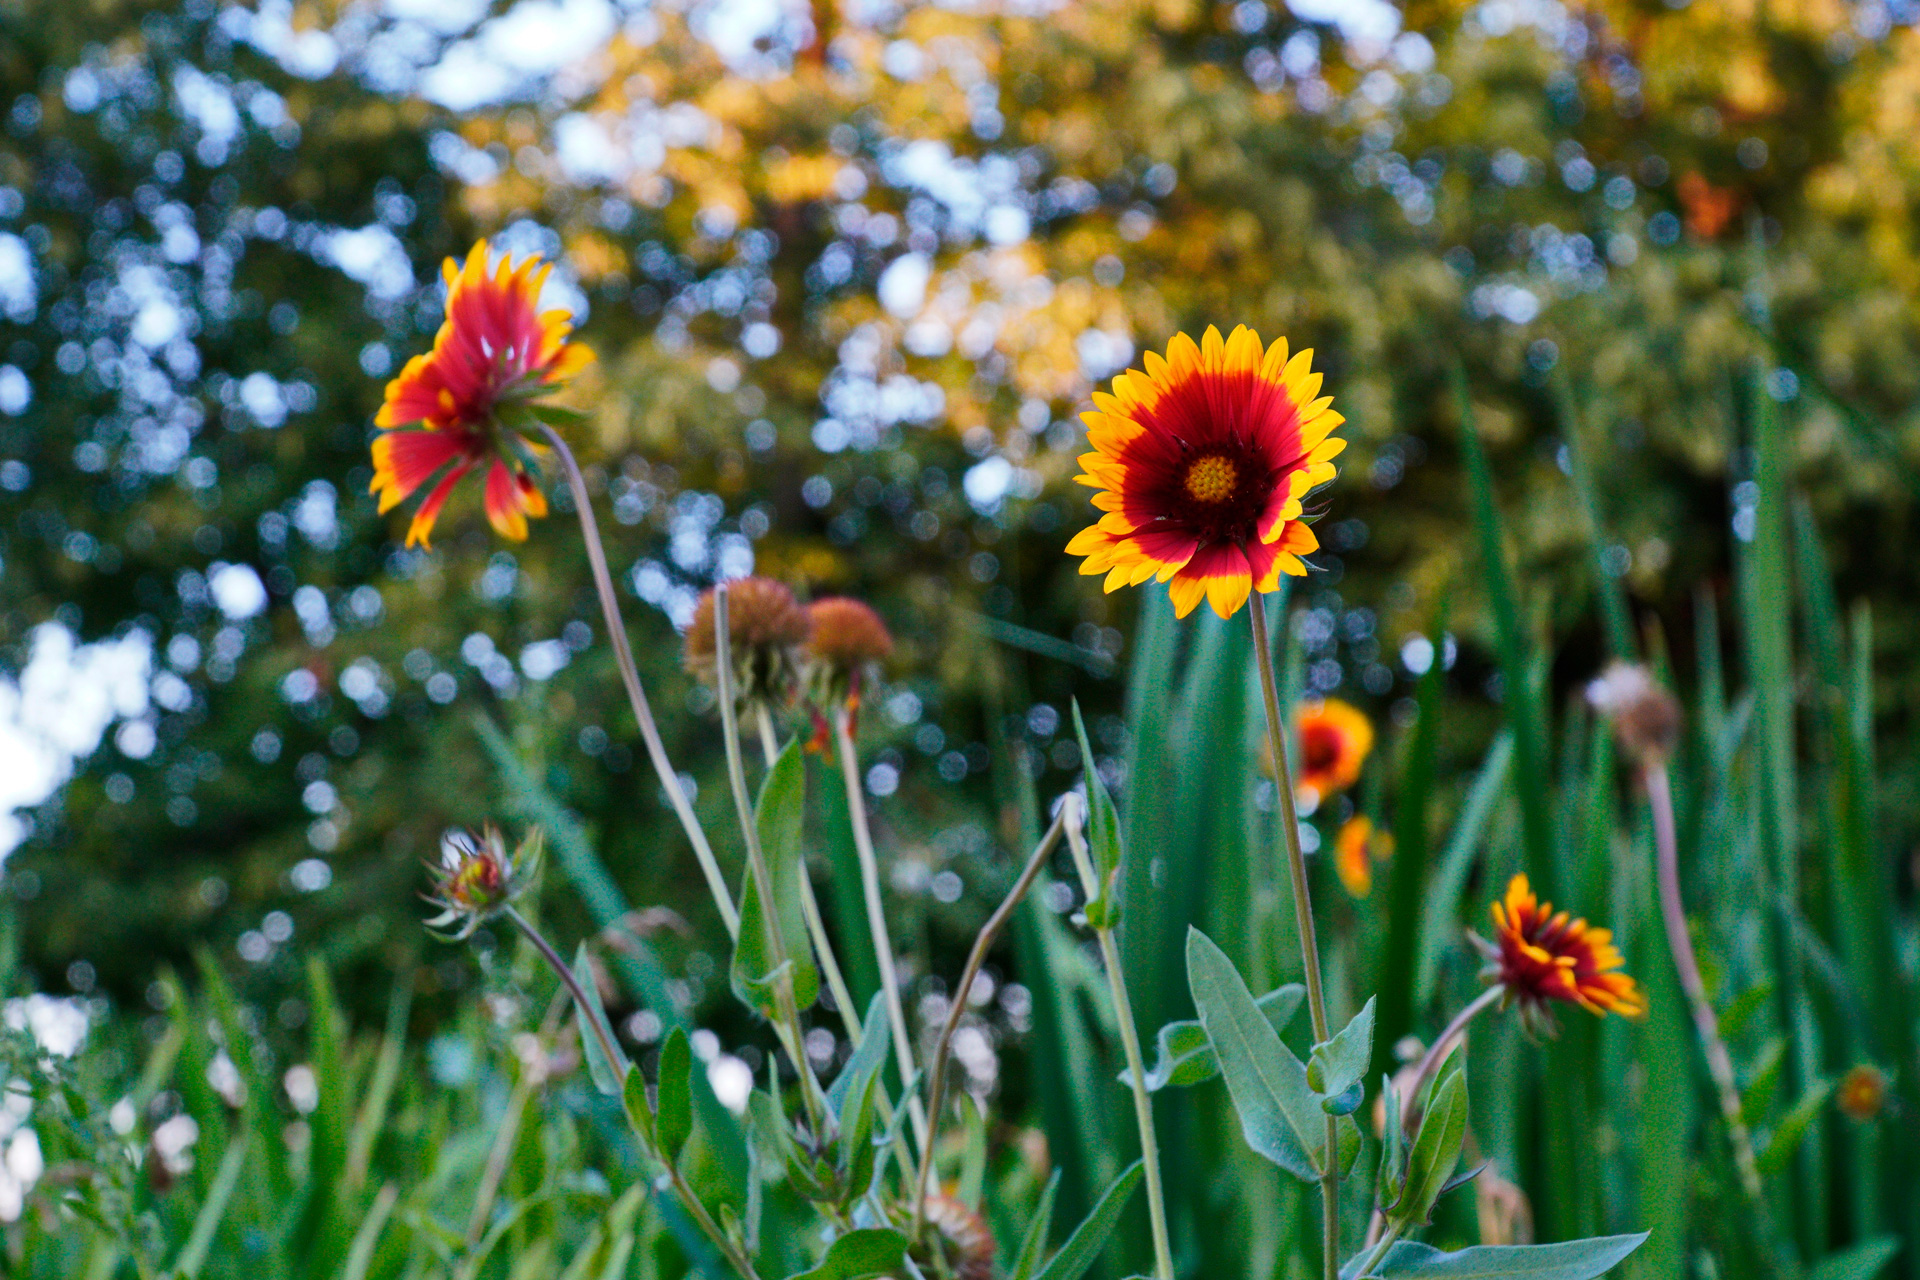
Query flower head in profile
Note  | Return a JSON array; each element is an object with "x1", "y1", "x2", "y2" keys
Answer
[
  {"x1": 1066, "y1": 325, "x2": 1345, "y2": 619},
  {"x1": 425, "y1": 826, "x2": 541, "y2": 940},
  {"x1": 803, "y1": 596, "x2": 894, "y2": 710},
  {"x1": 1473, "y1": 874, "x2": 1644, "y2": 1034},
  {"x1": 1334, "y1": 815, "x2": 1393, "y2": 899},
  {"x1": 370, "y1": 241, "x2": 594, "y2": 549},
  {"x1": 1294, "y1": 698, "x2": 1374, "y2": 805},
  {"x1": 684, "y1": 576, "x2": 813, "y2": 708}
]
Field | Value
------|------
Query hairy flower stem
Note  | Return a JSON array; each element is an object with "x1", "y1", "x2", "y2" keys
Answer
[
  {"x1": 538, "y1": 425, "x2": 738, "y2": 939},
  {"x1": 1646, "y1": 763, "x2": 1764, "y2": 1202},
  {"x1": 1398, "y1": 984, "x2": 1504, "y2": 1131},
  {"x1": 1058, "y1": 799, "x2": 1174, "y2": 1280},
  {"x1": 1248, "y1": 600, "x2": 1340, "y2": 1280},
  {"x1": 833, "y1": 706, "x2": 929, "y2": 1148},
  {"x1": 506, "y1": 907, "x2": 760, "y2": 1279},
  {"x1": 714, "y1": 587, "x2": 826, "y2": 1132},
  {"x1": 912, "y1": 803, "x2": 1069, "y2": 1240}
]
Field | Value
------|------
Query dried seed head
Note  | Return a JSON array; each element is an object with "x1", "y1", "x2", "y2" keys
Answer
[
  {"x1": 684, "y1": 576, "x2": 812, "y2": 708},
  {"x1": 803, "y1": 596, "x2": 893, "y2": 708},
  {"x1": 921, "y1": 1193, "x2": 996, "y2": 1280},
  {"x1": 1585, "y1": 662, "x2": 1682, "y2": 766}
]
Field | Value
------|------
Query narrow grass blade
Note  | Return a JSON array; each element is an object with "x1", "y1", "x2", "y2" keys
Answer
[
  {"x1": 1375, "y1": 590, "x2": 1447, "y2": 1078},
  {"x1": 169, "y1": 1137, "x2": 249, "y2": 1280},
  {"x1": 1454, "y1": 364, "x2": 1557, "y2": 898}
]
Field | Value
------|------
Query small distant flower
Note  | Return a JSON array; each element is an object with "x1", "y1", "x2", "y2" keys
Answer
[
  {"x1": 1838, "y1": 1064, "x2": 1888, "y2": 1122},
  {"x1": 1586, "y1": 662, "x2": 1682, "y2": 767},
  {"x1": 1065, "y1": 325, "x2": 1346, "y2": 619},
  {"x1": 1294, "y1": 698, "x2": 1374, "y2": 804},
  {"x1": 1474, "y1": 874, "x2": 1644, "y2": 1034},
  {"x1": 370, "y1": 241, "x2": 594, "y2": 549},
  {"x1": 920, "y1": 1192, "x2": 996, "y2": 1280},
  {"x1": 684, "y1": 576, "x2": 813, "y2": 708},
  {"x1": 1334, "y1": 815, "x2": 1393, "y2": 899},
  {"x1": 804, "y1": 596, "x2": 894, "y2": 710},
  {"x1": 425, "y1": 826, "x2": 541, "y2": 940}
]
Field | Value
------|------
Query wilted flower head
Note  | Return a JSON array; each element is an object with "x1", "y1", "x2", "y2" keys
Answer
[
  {"x1": 1838, "y1": 1064, "x2": 1888, "y2": 1122},
  {"x1": 804, "y1": 596, "x2": 894, "y2": 708},
  {"x1": 1066, "y1": 325, "x2": 1346, "y2": 619},
  {"x1": 920, "y1": 1192, "x2": 996, "y2": 1280},
  {"x1": 684, "y1": 576, "x2": 813, "y2": 708},
  {"x1": 1586, "y1": 662, "x2": 1682, "y2": 767},
  {"x1": 1291, "y1": 698, "x2": 1374, "y2": 805},
  {"x1": 1473, "y1": 874, "x2": 1644, "y2": 1035},
  {"x1": 425, "y1": 825, "x2": 541, "y2": 940},
  {"x1": 370, "y1": 241, "x2": 593, "y2": 549}
]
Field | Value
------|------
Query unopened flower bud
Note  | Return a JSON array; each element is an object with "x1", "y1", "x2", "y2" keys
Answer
[
  {"x1": 1585, "y1": 662, "x2": 1682, "y2": 767},
  {"x1": 1838, "y1": 1063, "x2": 1887, "y2": 1122},
  {"x1": 425, "y1": 826, "x2": 541, "y2": 940},
  {"x1": 684, "y1": 576, "x2": 812, "y2": 709},
  {"x1": 920, "y1": 1192, "x2": 996, "y2": 1280}
]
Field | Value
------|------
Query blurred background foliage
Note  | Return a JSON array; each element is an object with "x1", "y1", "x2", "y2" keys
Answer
[{"x1": 3, "y1": 0, "x2": 1920, "y2": 1272}]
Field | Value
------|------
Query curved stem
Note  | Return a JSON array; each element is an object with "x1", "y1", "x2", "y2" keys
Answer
[
  {"x1": 912, "y1": 803, "x2": 1068, "y2": 1239},
  {"x1": 1061, "y1": 800, "x2": 1174, "y2": 1280},
  {"x1": 834, "y1": 706, "x2": 928, "y2": 1148},
  {"x1": 537, "y1": 426, "x2": 736, "y2": 939},
  {"x1": 1398, "y1": 984, "x2": 1503, "y2": 1132},
  {"x1": 1648, "y1": 763, "x2": 1764, "y2": 1202},
  {"x1": 1249, "y1": 600, "x2": 1340, "y2": 1280}
]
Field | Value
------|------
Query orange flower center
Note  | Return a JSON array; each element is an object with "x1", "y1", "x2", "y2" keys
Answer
[
  {"x1": 1302, "y1": 723, "x2": 1344, "y2": 773},
  {"x1": 1183, "y1": 455, "x2": 1239, "y2": 504}
]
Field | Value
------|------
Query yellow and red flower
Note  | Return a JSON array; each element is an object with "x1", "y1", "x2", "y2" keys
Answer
[
  {"x1": 1476, "y1": 874, "x2": 1644, "y2": 1033},
  {"x1": 1334, "y1": 815, "x2": 1393, "y2": 899},
  {"x1": 370, "y1": 241, "x2": 594, "y2": 549},
  {"x1": 1295, "y1": 698, "x2": 1374, "y2": 804},
  {"x1": 1066, "y1": 325, "x2": 1345, "y2": 619},
  {"x1": 424, "y1": 825, "x2": 542, "y2": 940}
]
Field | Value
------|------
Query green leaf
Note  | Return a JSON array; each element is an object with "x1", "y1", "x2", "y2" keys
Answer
[
  {"x1": 1186, "y1": 927, "x2": 1325, "y2": 1181},
  {"x1": 731, "y1": 741, "x2": 822, "y2": 1016},
  {"x1": 1390, "y1": 1062, "x2": 1468, "y2": 1226},
  {"x1": 784, "y1": 1228, "x2": 908, "y2": 1280},
  {"x1": 1009, "y1": 1168, "x2": 1063, "y2": 1280},
  {"x1": 622, "y1": 1064, "x2": 656, "y2": 1149},
  {"x1": 1310, "y1": 996, "x2": 1376, "y2": 1113},
  {"x1": 656, "y1": 1027, "x2": 695, "y2": 1162},
  {"x1": 1354, "y1": 1233, "x2": 1648, "y2": 1279},
  {"x1": 1807, "y1": 1238, "x2": 1901, "y2": 1280},
  {"x1": 1071, "y1": 699, "x2": 1123, "y2": 895},
  {"x1": 1032, "y1": 1161, "x2": 1144, "y2": 1280},
  {"x1": 166, "y1": 1136, "x2": 249, "y2": 1280},
  {"x1": 1758, "y1": 1076, "x2": 1835, "y2": 1174},
  {"x1": 573, "y1": 943, "x2": 630, "y2": 1096},
  {"x1": 1119, "y1": 986, "x2": 1304, "y2": 1091},
  {"x1": 826, "y1": 991, "x2": 891, "y2": 1118}
]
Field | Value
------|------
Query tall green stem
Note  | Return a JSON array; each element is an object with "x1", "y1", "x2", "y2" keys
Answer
[
  {"x1": 714, "y1": 586, "x2": 825, "y2": 1132},
  {"x1": 1064, "y1": 798, "x2": 1174, "y2": 1280},
  {"x1": 1647, "y1": 763, "x2": 1764, "y2": 1200},
  {"x1": 833, "y1": 706, "x2": 929, "y2": 1147},
  {"x1": 537, "y1": 425, "x2": 737, "y2": 939},
  {"x1": 1248, "y1": 599, "x2": 1340, "y2": 1280}
]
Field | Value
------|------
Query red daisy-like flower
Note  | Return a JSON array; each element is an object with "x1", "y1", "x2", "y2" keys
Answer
[
  {"x1": 369, "y1": 240, "x2": 594, "y2": 548},
  {"x1": 1479, "y1": 874, "x2": 1645, "y2": 1032},
  {"x1": 1065, "y1": 324, "x2": 1346, "y2": 619}
]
